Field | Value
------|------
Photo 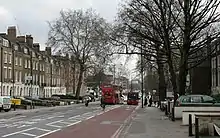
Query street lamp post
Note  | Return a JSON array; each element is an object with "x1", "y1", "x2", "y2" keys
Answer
[{"x1": 141, "y1": 44, "x2": 144, "y2": 108}]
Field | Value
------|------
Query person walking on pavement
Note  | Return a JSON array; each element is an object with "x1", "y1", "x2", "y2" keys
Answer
[
  {"x1": 148, "y1": 95, "x2": 152, "y2": 107},
  {"x1": 100, "y1": 95, "x2": 106, "y2": 111},
  {"x1": 144, "y1": 96, "x2": 148, "y2": 106}
]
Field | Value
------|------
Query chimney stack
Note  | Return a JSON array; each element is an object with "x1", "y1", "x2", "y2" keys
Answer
[
  {"x1": 7, "y1": 26, "x2": 17, "y2": 42},
  {"x1": 17, "y1": 36, "x2": 25, "y2": 43},
  {"x1": 33, "y1": 43, "x2": 40, "y2": 52},
  {"x1": 45, "y1": 47, "x2": 51, "y2": 55},
  {"x1": 26, "y1": 35, "x2": 33, "y2": 47}
]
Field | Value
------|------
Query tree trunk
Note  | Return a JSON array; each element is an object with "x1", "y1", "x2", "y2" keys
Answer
[
  {"x1": 178, "y1": 52, "x2": 188, "y2": 96},
  {"x1": 167, "y1": 59, "x2": 178, "y2": 103},
  {"x1": 75, "y1": 65, "x2": 84, "y2": 101},
  {"x1": 157, "y1": 53, "x2": 166, "y2": 102}
]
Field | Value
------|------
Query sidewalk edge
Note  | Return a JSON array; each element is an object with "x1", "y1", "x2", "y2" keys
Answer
[{"x1": 111, "y1": 105, "x2": 141, "y2": 138}]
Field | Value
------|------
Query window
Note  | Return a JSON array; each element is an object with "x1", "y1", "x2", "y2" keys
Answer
[
  {"x1": 218, "y1": 55, "x2": 220, "y2": 66},
  {"x1": 39, "y1": 64, "x2": 41, "y2": 71},
  {"x1": 14, "y1": 45, "x2": 18, "y2": 50},
  {"x1": 36, "y1": 74, "x2": 38, "y2": 83},
  {"x1": 4, "y1": 52, "x2": 7, "y2": 63},
  {"x1": 28, "y1": 60, "x2": 30, "y2": 68},
  {"x1": 202, "y1": 96, "x2": 214, "y2": 103},
  {"x1": 36, "y1": 62, "x2": 38, "y2": 70},
  {"x1": 19, "y1": 58, "x2": 22, "y2": 66},
  {"x1": 33, "y1": 61, "x2": 35, "y2": 70},
  {"x1": 24, "y1": 73, "x2": 27, "y2": 82},
  {"x1": 39, "y1": 75, "x2": 42, "y2": 84},
  {"x1": 24, "y1": 48, "x2": 28, "y2": 54},
  {"x1": 8, "y1": 54, "x2": 12, "y2": 64},
  {"x1": 33, "y1": 74, "x2": 35, "y2": 83},
  {"x1": 25, "y1": 59, "x2": 27, "y2": 68},
  {"x1": 42, "y1": 75, "x2": 45, "y2": 83},
  {"x1": 8, "y1": 68, "x2": 12, "y2": 79},
  {"x1": 15, "y1": 57, "x2": 18, "y2": 65},
  {"x1": 190, "y1": 96, "x2": 202, "y2": 103},
  {"x1": 181, "y1": 97, "x2": 190, "y2": 103},
  {"x1": 2, "y1": 39, "x2": 9, "y2": 47},
  {"x1": 15, "y1": 71, "x2": 18, "y2": 82},
  {"x1": 218, "y1": 70, "x2": 220, "y2": 86},
  {"x1": 19, "y1": 71, "x2": 22, "y2": 82},
  {"x1": 42, "y1": 64, "x2": 45, "y2": 71},
  {"x1": 4, "y1": 67, "x2": 7, "y2": 78}
]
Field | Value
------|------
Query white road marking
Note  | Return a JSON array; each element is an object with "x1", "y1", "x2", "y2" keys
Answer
[
  {"x1": 46, "y1": 120, "x2": 63, "y2": 128},
  {"x1": 86, "y1": 116, "x2": 94, "y2": 120},
  {"x1": 34, "y1": 129, "x2": 61, "y2": 138},
  {"x1": 2, "y1": 127, "x2": 36, "y2": 137},
  {"x1": 46, "y1": 124, "x2": 62, "y2": 128},
  {"x1": 97, "y1": 112, "x2": 103, "y2": 115},
  {"x1": 35, "y1": 127, "x2": 51, "y2": 132},
  {"x1": 46, "y1": 120, "x2": 63, "y2": 125},
  {"x1": 8, "y1": 116, "x2": 26, "y2": 120},
  {"x1": 21, "y1": 132, "x2": 36, "y2": 137},
  {"x1": 68, "y1": 115, "x2": 80, "y2": 120},
  {"x1": 59, "y1": 121, "x2": 72, "y2": 125},
  {"x1": 7, "y1": 124, "x2": 19, "y2": 128},
  {"x1": 17, "y1": 125, "x2": 31, "y2": 128},
  {"x1": 67, "y1": 121, "x2": 81, "y2": 127}
]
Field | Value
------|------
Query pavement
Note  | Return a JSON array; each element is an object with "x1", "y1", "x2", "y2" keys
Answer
[{"x1": 119, "y1": 106, "x2": 190, "y2": 138}]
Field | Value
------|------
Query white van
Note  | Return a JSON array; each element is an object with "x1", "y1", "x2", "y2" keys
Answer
[{"x1": 0, "y1": 96, "x2": 11, "y2": 112}]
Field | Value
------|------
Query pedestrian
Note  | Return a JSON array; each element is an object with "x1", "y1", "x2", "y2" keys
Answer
[
  {"x1": 149, "y1": 95, "x2": 152, "y2": 107},
  {"x1": 144, "y1": 96, "x2": 148, "y2": 106},
  {"x1": 100, "y1": 96, "x2": 106, "y2": 111}
]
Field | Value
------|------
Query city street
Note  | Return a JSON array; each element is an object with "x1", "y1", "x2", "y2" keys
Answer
[{"x1": 0, "y1": 103, "x2": 127, "y2": 138}]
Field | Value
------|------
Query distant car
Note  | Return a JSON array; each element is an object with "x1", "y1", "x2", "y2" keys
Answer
[{"x1": 176, "y1": 94, "x2": 218, "y2": 106}]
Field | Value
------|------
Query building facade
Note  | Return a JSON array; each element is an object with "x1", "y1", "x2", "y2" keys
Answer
[
  {"x1": 0, "y1": 26, "x2": 86, "y2": 98},
  {"x1": 211, "y1": 39, "x2": 220, "y2": 95}
]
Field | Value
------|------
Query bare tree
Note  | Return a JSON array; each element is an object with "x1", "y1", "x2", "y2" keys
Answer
[
  {"x1": 116, "y1": 0, "x2": 220, "y2": 101},
  {"x1": 47, "y1": 9, "x2": 111, "y2": 99},
  {"x1": 113, "y1": 0, "x2": 179, "y2": 101},
  {"x1": 169, "y1": 0, "x2": 220, "y2": 95}
]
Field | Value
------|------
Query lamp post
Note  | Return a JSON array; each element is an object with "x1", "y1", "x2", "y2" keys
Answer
[
  {"x1": 141, "y1": 43, "x2": 144, "y2": 108},
  {"x1": 1, "y1": 47, "x2": 3, "y2": 96}
]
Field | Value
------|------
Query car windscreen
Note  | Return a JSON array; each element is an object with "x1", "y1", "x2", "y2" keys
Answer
[{"x1": 3, "y1": 98, "x2": 11, "y2": 104}]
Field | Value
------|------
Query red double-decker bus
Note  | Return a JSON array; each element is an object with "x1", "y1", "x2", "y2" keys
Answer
[
  {"x1": 127, "y1": 92, "x2": 139, "y2": 105},
  {"x1": 101, "y1": 84, "x2": 123, "y2": 105}
]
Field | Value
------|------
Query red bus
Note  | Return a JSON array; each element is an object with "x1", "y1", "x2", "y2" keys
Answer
[
  {"x1": 101, "y1": 84, "x2": 123, "y2": 105},
  {"x1": 127, "y1": 92, "x2": 139, "y2": 105},
  {"x1": 101, "y1": 84, "x2": 116, "y2": 104}
]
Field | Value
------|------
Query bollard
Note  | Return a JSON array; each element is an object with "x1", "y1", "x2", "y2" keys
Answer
[
  {"x1": 13, "y1": 103, "x2": 16, "y2": 111},
  {"x1": 189, "y1": 114, "x2": 193, "y2": 136},
  {"x1": 171, "y1": 107, "x2": 175, "y2": 121},
  {"x1": 195, "y1": 117, "x2": 199, "y2": 138}
]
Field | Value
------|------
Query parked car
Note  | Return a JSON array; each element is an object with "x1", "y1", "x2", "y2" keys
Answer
[
  {"x1": 0, "y1": 96, "x2": 11, "y2": 112},
  {"x1": 175, "y1": 94, "x2": 218, "y2": 106}
]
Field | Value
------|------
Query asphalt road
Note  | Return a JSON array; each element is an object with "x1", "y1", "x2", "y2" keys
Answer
[{"x1": 0, "y1": 103, "x2": 121, "y2": 138}]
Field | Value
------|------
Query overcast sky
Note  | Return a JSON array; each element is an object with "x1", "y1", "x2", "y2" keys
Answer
[{"x1": 0, "y1": 0, "x2": 137, "y2": 78}]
